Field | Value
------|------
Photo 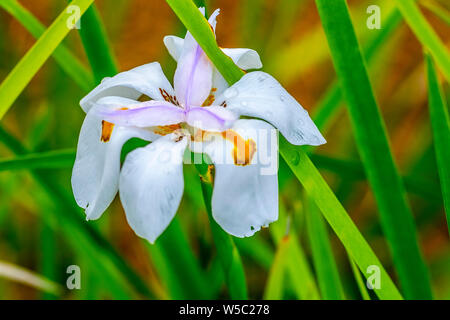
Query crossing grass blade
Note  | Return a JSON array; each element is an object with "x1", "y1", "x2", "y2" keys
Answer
[
  {"x1": 312, "y1": 8, "x2": 402, "y2": 132},
  {"x1": 420, "y1": 0, "x2": 450, "y2": 26},
  {"x1": 395, "y1": 0, "x2": 450, "y2": 82},
  {"x1": 0, "y1": 0, "x2": 95, "y2": 120},
  {"x1": 166, "y1": 0, "x2": 402, "y2": 300},
  {"x1": 0, "y1": 0, "x2": 94, "y2": 91},
  {"x1": 315, "y1": 0, "x2": 432, "y2": 299},
  {"x1": 426, "y1": 54, "x2": 450, "y2": 235},
  {"x1": 348, "y1": 256, "x2": 371, "y2": 300}
]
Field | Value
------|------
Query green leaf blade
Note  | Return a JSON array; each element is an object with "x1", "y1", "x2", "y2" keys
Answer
[
  {"x1": 426, "y1": 54, "x2": 450, "y2": 235},
  {"x1": 315, "y1": 0, "x2": 432, "y2": 299},
  {"x1": 0, "y1": 0, "x2": 95, "y2": 120}
]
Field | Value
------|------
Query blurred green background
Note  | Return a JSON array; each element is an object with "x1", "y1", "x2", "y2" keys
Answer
[{"x1": 0, "y1": 0, "x2": 449, "y2": 299}]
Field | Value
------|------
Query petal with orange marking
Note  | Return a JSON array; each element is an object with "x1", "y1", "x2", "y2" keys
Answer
[
  {"x1": 71, "y1": 105, "x2": 157, "y2": 220},
  {"x1": 192, "y1": 119, "x2": 279, "y2": 237}
]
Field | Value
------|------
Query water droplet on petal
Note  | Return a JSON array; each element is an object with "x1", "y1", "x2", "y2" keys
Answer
[
  {"x1": 290, "y1": 151, "x2": 300, "y2": 165},
  {"x1": 279, "y1": 95, "x2": 286, "y2": 102},
  {"x1": 224, "y1": 88, "x2": 238, "y2": 99},
  {"x1": 241, "y1": 101, "x2": 248, "y2": 107}
]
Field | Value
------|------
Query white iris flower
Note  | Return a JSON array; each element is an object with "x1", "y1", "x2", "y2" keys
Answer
[{"x1": 71, "y1": 8, "x2": 325, "y2": 243}]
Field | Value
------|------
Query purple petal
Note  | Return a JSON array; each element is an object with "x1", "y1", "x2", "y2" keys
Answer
[
  {"x1": 186, "y1": 106, "x2": 238, "y2": 132},
  {"x1": 96, "y1": 101, "x2": 186, "y2": 127},
  {"x1": 174, "y1": 33, "x2": 213, "y2": 108}
]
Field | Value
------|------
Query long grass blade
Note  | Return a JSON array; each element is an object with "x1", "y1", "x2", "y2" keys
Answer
[
  {"x1": 306, "y1": 200, "x2": 344, "y2": 299},
  {"x1": 315, "y1": 0, "x2": 432, "y2": 299},
  {"x1": 348, "y1": 256, "x2": 371, "y2": 300},
  {"x1": 395, "y1": 0, "x2": 450, "y2": 82},
  {"x1": 0, "y1": 0, "x2": 94, "y2": 91},
  {"x1": 0, "y1": 149, "x2": 75, "y2": 171},
  {"x1": 0, "y1": 260, "x2": 63, "y2": 296},
  {"x1": 166, "y1": 0, "x2": 402, "y2": 300},
  {"x1": 0, "y1": 0, "x2": 95, "y2": 120},
  {"x1": 77, "y1": 3, "x2": 118, "y2": 81},
  {"x1": 426, "y1": 53, "x2": 450, "y2": 235}
]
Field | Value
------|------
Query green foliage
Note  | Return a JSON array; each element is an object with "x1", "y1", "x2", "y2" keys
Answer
[
  {"x1": 426, "y1": 54, "x2": 450, "y2": 234},
  {"x1": 315, "y1": 0, "x2": 432, "y2": 299}
]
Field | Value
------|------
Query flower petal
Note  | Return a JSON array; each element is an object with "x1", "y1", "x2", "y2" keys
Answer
[
  {"x1": 119, "y1": 134, "x2": 188, "y2": 243},
  {"x1": 215, "y1": 71, "x2": 326, "y2": 146},
  {"x1": 80, "y1": 62, "x2": 175, "y2": 113},
  {"x1": 186, "y1": 106, "x2": 237, "y2": 132},
  {"x1": 173, "y1": 32, "x2": 213, "y2": 107},
  {"x1": 196, "y1": 119, "x2": 279, "y2": 237},
  {"x1": 71, "y1": 107, "x2": 156, "y2": 220},
  {"x1": 95, "y1": 99, "x2": 185, "y2": 128}
]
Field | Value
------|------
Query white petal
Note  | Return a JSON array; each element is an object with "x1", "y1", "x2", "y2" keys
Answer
[
  {"x1": 163, "y1": 36, "x2": 184, "y2": 61},
  {"x1": 222, "y1": 48, "x2": 262, "y2": 70},
  {"x1": 215, "y1": 71, "x2": 326, "y2": 146},
  {"x1": 197, "y1": 119, "x2": 279, "y2": 237},
  {"x1": 119, "y1": 134, "x2": 188, "y2": 243},
  {"x1": 80, "y1": 62, "x2": 175, "y2": 113},
  {"x1": 174, "y1": 33, "x2": 213, "y2": 107},
  {"x1": 71, "y1": 107, "x2": 156, "y2": 220}
]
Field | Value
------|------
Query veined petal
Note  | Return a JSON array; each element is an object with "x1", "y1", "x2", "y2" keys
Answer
[
  {"x1": 186, "y1": 106, "x2": 237, "y2": 132},
  {"x1": 71, "y1": 107, "x2": 156, "y2": 220},
  {"x1": 119, "y1": 134, "x2": 188, "y2": 243},
  {"x1": 215, "y1": 71, "x2": 326, "y2": 146},
  {"x1": 96, "y1": 100, "x2": 186, "y2": 128},
  {"x1": 80, "y1": 62, "x2": 175, "y2": 113},
  {"x1": 194, "y1": 119, "x2": 279, "y2": 237},
  {"x1": 174, "y1": 33, "x2": 213, "y2": 107}
]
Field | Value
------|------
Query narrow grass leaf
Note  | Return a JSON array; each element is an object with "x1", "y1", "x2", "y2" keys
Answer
[
  {"x1": 395, "y1": 0, "x2": 450, "y2": 82},
  {"x1": 306, "y1": 200, "x2": 344, "y2": 299},
  {"x1": 0, "y1": 149, "x2": 75, "y2": 171},
  {"x1": 263, "y1": 236, "x2": 291, "y2": 300},
  {"x1": 315, "y1": 0, "x2": 432, "y2": 299},
  {"x1": 0, "y1": 0, "x2": 94, "y2": 91},
  {"x1": 426, "y1": 54, "x2": 450, "y2": 234},
  {"x1": 77, "y1": 4, "x2": 118, "y2": 81},
  {"x1": 0, "y1": 0, "x2": 95, "y2": 120},
  {"x1": 348, "y1": 256, "x2": 371, "y2": 300},
  {"x1": 0, "y1": 260, "x2": 63, "y2": 296}
]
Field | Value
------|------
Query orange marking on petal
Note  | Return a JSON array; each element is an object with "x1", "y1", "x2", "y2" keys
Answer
[
  {"x1": 221, "y1": 130, "x2": 257, "y2": 166},
  {"x1": 101, "y1": 120, "x2": 114, "y2": 142},
  {"x1": 202, "y1": 88, "x2": 217, "y2": 106}
]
